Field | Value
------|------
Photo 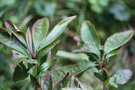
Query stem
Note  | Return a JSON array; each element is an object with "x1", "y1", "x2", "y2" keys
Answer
[
  {"x1": 32, "y1": 53, "x2": 41, "y2": 90},
  {"x1": 103, "y1": 82, "x2": 108, "y2": 90},
  {"x1": 36, "y1": 80, "x2": 41, "y2": 90},
  {"x1": 36, "y1": 64, "x2": 42, "y2": 90}
]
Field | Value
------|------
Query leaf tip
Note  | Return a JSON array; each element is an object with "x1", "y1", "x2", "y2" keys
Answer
[
  {"x1": 67, "y1": 15, "x2": 76, "y2": 21},
  {"x1": 70, "y1": 15, "x2": 77, "y2": 19},
  {"x1": 3, "y1": 19, "x2": 11, "y2": 25}
]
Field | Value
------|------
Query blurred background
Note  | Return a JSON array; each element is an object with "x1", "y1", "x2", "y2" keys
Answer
[{"x1": 0, "y1": 0, "x2": 135, "y2": 90}]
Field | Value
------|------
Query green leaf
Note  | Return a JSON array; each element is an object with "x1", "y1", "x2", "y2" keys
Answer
[
  {"x1": 28, "y1": 65, "x2": 37, "y2": 77},
  {"x1": 13, "y1": 59, "x2": 25, "y2": 65},
  {"x1": 94, "y1": 69, "x2": 109, "y2": 81},
  {"x1": 73, "y1": 45, "x2": 100, "y2": 57},
  {"x1": 3, "y1": 19, "x2": 17, "y2": 35},
  {"x1": 32, "y1": 18, "x2": 49, "y2": 51},
  {"x1": 39, "y1": 16, "x2": 76, "y2": 50},
  {"x1": 105, "y1": 48, "x2": 120, "y2": 60},
  {"x1": 51, "y1": 60, "x2": 95, "y2": 83},
  {"x1": 30, "y1": 75, "x2": 38, "y2": 87},
  {"x1": 4, "y1": 19, "x2": 26, "y2": 46},
  {"x1": 81, "y1": 21, "x2": 100, "y2": 57},
  {"x1": 57, "y1": 50, "x2": 88, "y2": 61},
  {"x1": 102, "y1": 69, "x2": 109, "y2": 81},
  {"x1": 51, "y1": 41, "x2": 60, "y2": 58},
  {"x1": 13, "y1": 56, "x2": 34, "y2": 65},
  {"x1": 0, "y1": 28, "x2": 28, "y2": 56},
  {"x1": 88, "y1": 66, "x2": 99, "y2": 73},
  {"x1": 37, "y1": 62, "x2": 51, "y2": 78},
  {"x1": 94, "y1": 73, "x2": 102, "y2": 81},
  {"x1": 13, "y1": 62, "x2": 29, "y2": 82},
  {"x1": 42, "y1": 74, "x2": 53, "y2": 90},
  {"x1": 37, "y1": 40, "x2": 59, "y2": 60},
  {"x1": 26, "y1": 28, "x2": 33, "y2": 54},
  {"x1": 54, "y1": 72, "x2": 71, "y2": 90},
  {"x1": 24, "y1": 59, "x2": 37, "y2": 64},
  {"x1": 13, "y1": 50, "x2": 28, "y2": 60},
  {"x1": 109, "y1": 69, "x2": 132, "y2": 88},
  {"x1": 104, "y1": 30, "x2": 134, "y2": 54}
]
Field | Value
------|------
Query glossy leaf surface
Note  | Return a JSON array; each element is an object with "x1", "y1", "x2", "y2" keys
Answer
[
  {"x1": 109, "y1": 69, "x2": 132, "y2": 87},
  {"x1": 0, "y1": 28, "x2": 28, "y2": 56},
  {"x1": 39, "y1": 16, "x2": 76, "y2": 50},
  {"x1": 4, "y1": 19, "x2": 26, "y2": 45},
  {"x1": 81, "y1": 21, "x2": 100, "y2": 57},
  {"x1": 13, "y1": 62, "x2": 29, "y2": 82},
  {"x1": 32, "y1": 18, "x2": 49, "y2": 51},
  {"x1": 104, "y1": 30, "x2": 134, "y2": 54}
]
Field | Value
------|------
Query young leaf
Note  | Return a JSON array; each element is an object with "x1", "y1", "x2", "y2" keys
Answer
[
  {"x1": 81, "y1": 21, "x2": 100, "y2": 57},
  {"x1": 28, "y1": 65, "x2": 37, "y2": 77},
  {"x1": 0, "y1": 28, "x2": 28, "y2": 56},
  {"x1": 37, "y1": 62, "x2": 51, "y2": 78},
  {"x1": 32, "y1": 18, "x2": 49, "y2": 51},
  {"x1": 37, "y1": 40, "x2": 59, "y2": 60},
  {"x1": 42, "y1": 74, "x2": 53, "y2": 90},
  {"x1": 105, "y1": 48, "x2": 120, "y2": 60},
  {"x1": 104, "y1": 30, "x2": 134, "y2": 54},
  {"x1": 13, "y1": 62, "x2": 29, "y2": 82},
  {"x1": 39, "y1": 16, "x2": 76, "y2": 50},
  {"x1": 102, "y1": 70, "x2": 109, "y2": 81},
  {"x1": 4, "y1": 19, "x2": 26, "y2": 46},
  {"x1": 109, "y1": 69, "x2": 132, "y2": 88}
]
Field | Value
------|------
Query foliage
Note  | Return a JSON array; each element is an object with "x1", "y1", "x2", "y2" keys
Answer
[
  {"x1": 0, "y1": 16, "x2": 134, "y2": 90},
  {"x1": 0, "y1": 0, "x2": 135, "y2": 90},
  {"x1": 0, "y1": 16, "x2": 76, "y2": 89},
  {"x1": 73, "y1": 20, "x2": 134, "y2": 89}
]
